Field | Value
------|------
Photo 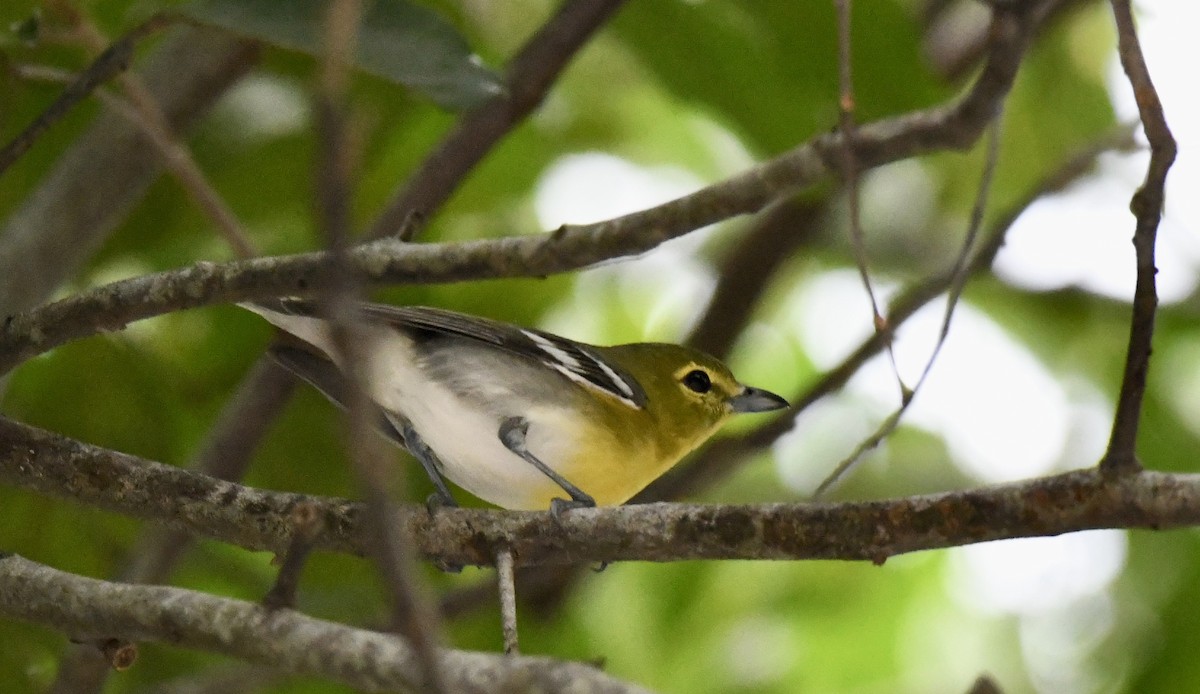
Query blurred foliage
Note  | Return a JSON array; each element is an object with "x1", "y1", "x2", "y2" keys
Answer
[
  {"x1": 178, "y1": 0, "x2": 503, "y2": 109},
  {"x1": 1, "y1": 1, "x2": 1196, "y2": 693}
]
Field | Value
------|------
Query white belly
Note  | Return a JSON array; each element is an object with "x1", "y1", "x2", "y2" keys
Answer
[{"x1": 365, "y1": 332, "x2": 579, "y2": 509}]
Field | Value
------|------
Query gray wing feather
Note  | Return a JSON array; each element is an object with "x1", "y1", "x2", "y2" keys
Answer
[{"x1": 268, "y1": 299, "x2": 647, "y2": 408}]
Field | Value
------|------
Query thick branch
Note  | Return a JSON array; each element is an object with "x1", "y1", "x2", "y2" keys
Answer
[
  {"x1": 0, "y1": 554, "x2": 649, "y2": 694},
  {"x1": 2, "y1": 417, "x2": 1197, "y2": 569},
  {"x1": 0, "y1": 0, "x2": 1049, "y2": 376}
]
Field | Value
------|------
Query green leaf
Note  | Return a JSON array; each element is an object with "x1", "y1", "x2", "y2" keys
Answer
[
  {"x1": 613, "y1": 0, "x2": 946, "y2": 155},
  {"x1": 179, "y1": 0, "x2": 503, "y2": 109}
]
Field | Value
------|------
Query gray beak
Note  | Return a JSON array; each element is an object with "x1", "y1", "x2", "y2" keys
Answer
[{"x1": 729, "y1": 386, "x2": 789, "y2": 413}]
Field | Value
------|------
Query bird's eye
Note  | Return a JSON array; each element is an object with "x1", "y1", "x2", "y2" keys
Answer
[{"x1": 682, "y1": 369, "x2": 712, "y2": 394}]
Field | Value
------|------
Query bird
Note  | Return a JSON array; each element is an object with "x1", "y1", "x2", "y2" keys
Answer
[{"x1": 241, "y1": 299, "x2": 789, "y2": 512}]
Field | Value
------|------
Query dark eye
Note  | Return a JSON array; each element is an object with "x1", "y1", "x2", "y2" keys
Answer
[{"x1": 682, "y1": 369, "x2": 712, "y2": 394}]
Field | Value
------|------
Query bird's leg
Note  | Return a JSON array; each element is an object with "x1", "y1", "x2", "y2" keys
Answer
[
  {"x1": 386, "y1": 413, "x2": 457, "y2": 511},
  {"x1": 499, "y1": 416, "x2": 595, "y2": 516}
]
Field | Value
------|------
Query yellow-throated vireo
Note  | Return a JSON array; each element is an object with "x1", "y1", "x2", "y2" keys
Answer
[{"x1": 242, "y1": 299, "x2": 788, "y2": 511}]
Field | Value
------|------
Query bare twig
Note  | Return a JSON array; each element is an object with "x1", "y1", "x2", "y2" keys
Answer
[
  {"x1": 314, "y1": 3, "x2": 448, "y2": 690},
  {"x1": 0, "y1": 13, "x2": 174, "y2": 176},
  {"x1": 52, "y1": 8, "x2": 257, "y2": 259},
  {"x1": 0, "y1": 27, "x2": 259, "y2": 317},
  {"x1": 814, "y1": 115, "x2": 1004, "y2": 497},
  {"x1": 367, "y1": 0, "x2": 629, "y2": 239},
  {"x1": 0, "y1": 554, "x2": 652, "y2": 694},
  {"x1": 73, "y1": 638, "x2": 137, "y2": 671},
  {"x1": 496, "y1": 547, "x2": 520, "y2": 655},
  {"x1": 10, "y1": 63, "x2": 257, "y2": 259},
  {"x1": 834, "y1": 0, "x2": 903, "y2": 392},
  {"x1": 4, "y1": 417, "x2": 1200, "y2": 568},
  {"x1": 1100, "y1": 0, "x2": 1176, "y2": 474}
]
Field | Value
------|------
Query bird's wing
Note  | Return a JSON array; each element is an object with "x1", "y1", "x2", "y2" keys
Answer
[
  {"x1": 256, "y1": 299, "x2": 647, "y2": 409},
  {"x1": 363, "y1": 304, "x2": 648, "y2": 409}
]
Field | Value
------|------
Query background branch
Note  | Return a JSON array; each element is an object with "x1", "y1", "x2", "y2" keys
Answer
[
  {"x1": 0, "y1": 554, "x2": 651, "y2": 694},
  {"x1": 0, "y1": 13, "x2": 174, "y2": 175},
  {"x1": 0, "y1": 26, "x2": 259, "y2": 318}
]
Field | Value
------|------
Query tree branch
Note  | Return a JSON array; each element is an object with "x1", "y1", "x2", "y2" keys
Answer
[
  {"x1": 1100, "y1": 0, "x2": 1176, "y2": 474},
  {"x1": 2, "y1": 417, "x2": 1198, "y2": 570},
  {"x1": 0, "y1": 554, "x2": 650, "y2": 694},
  {"x1": 0, "y1": 0, "x2": 1053, "y2": 377}
]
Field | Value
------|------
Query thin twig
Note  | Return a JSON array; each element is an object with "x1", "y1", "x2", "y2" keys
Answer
[
  {"x1": 834, "y1": 0, "x2": 904, "y2": 393},
  {"x1": 1100, "y1": 0, "x2": 1176, "y2": 474},
  {"x1": 814, "y1": 115, "x2": 1004, "y2": 497},
  {"x1": 11, "y1": 63, "x2": 257, "y2": 259},
  {"x1": 496, "y1": 547, "x2": 520, "y2": 655},
  {"x1": 262, "y1": 502, "x2": 324, "y2": 610},
  {"x1": 93, "y1": 638, "x2": 137, "y2": 671},
  {"x1": 0, "y1": 13, "x2": 173, "y2": 176},
  {"x1": 53, "y1": 8, "x2": 257, "y2": 258},
  {"x1": 315, "y1": 2, "x2": 448, "y2": 690},
  {"x1": 0, "y1": 27, "x2": 259, "y2": 321}
]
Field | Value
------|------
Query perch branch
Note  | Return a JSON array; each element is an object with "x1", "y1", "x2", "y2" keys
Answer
[{"x1": 2, "y1": 417, "x2": 1198, "y2": 569}]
